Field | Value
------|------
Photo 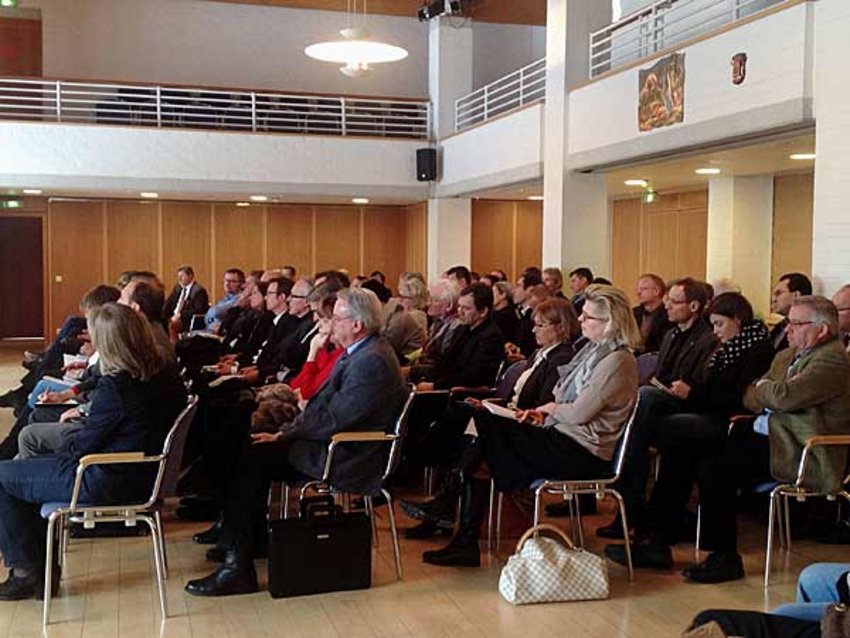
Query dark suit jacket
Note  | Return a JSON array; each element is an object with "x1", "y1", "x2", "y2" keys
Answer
[
  {"x1": 251, "y1": 313, "x2": 301, "y2": 376},
  {"x1": 59, "y1": 368, "x2": 187, "y2": 503},
  {"x1": 282, "y1": 335, "x2": 407, "y2": 495},
  {"x1": 514, "y1": 307, "x2": 536, "y2": 357},
  {"x1": 654, "y1": 317, "x2": 717, "y2": 390},
  {"x1": 432, "y1": 316, "x2": 505, "y2": 390},
  {"x1": 261, "y1": 312, "x2": 316, "y2": 379},
  {"x1": 770, "y1": 319, "x2": 790, "y2": 352},
  {"x1": 514, "y1": 341, "x2": 576, "y2": 409},
  {"x1": 164, "y1": 282, "x2": 210, "y2": 332},
  {"x1": 633, "y1": 304, "x2": 674, "y2": 354}
]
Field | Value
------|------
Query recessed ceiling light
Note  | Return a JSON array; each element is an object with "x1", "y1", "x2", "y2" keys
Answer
[
  {"x1": 527, "y1": 195, "x2": 544, "y2": 201},
  {"x1": 352, "y1": 197, "x2": 370, "y2": 205},
  {"x1": 789, "y1": 153, "x2": 816, "y2": 161},
  {"x1": 139, "y1": 192, "x2": 159, "y2": 199},
  {"x1": 249, "y1": 195, "x2": 269, "y2": 202},
  {"x1": 624, "y1": 179, "x2": 649, "y2": 187},
  {"x1": 695, "y1": 168, "x2": 722, "y2": 175},
  {"x1": 235, "y1": 202, "x2": 250, "y2": 207},
  {"x1": 22, "y1": 189, "x2": 42, "y2": 195}
]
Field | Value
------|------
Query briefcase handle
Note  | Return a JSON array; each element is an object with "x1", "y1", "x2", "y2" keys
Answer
[{"x1": 300, "y1": 495, "x2": 342, "y2": 520}]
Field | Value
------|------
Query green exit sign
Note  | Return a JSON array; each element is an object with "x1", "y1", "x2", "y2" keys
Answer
[{"x1": 0, "y1": 0, "x2": 19, "y2": 8}]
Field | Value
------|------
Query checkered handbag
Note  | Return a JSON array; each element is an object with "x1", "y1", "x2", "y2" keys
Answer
[{"x1": 498, "y1": 523, "x2": 609, "y2": 605}]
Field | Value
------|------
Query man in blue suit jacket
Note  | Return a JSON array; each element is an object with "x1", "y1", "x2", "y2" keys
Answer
[{"x1": 186, "y1": 287, "x2": 407, "y2": 597}]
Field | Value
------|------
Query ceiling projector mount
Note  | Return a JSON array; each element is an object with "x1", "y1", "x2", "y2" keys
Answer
[{"x1": 417, "y1": 0, "x2": 482, "y2": 22}]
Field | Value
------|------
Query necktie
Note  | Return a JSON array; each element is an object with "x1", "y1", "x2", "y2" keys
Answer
[{"x1": 175, "y1": 287, "x2": 189, "y2": 317}]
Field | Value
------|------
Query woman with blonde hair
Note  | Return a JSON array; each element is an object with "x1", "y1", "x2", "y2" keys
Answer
[
  {"x1": 0, "y1": 303, "x2": 186, "y2": 600},
  {"x1": 423, "y1": 284, "x2": 640, "y2": 567}
]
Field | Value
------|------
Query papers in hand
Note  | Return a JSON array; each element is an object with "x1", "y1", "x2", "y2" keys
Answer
[
  {"x1": 208, "y1": 374, "x2": 240, "y2": 388},
  {"x1": 481, "y1": 401, "x2": 520, "y2": 421}
]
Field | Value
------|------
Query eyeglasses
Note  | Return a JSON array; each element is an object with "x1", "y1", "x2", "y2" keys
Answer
[
  {"x1": 837, "y1": 307, "x2": 850, "y2": 313},
  {"x1": 265, "y1": 290, "x2": 281, "y2": 297},
  {"x1": 667, "y1": 298, "x2": 689, "y2": 305},
  {"x1": 533, "y1": 321, "x2": 556, "y2": 329},
  {"x1": 787, "y1": 320, "x2": 814, "y2": 328},
  {"x1": 332, "y1": 314, "x2": 354, "y2": 323},
  {"x1": 579, "y1": 312, "x2": 606, "y2": 322},
  {"x1": 223, "y1": 279, "x2": 241, "y2": 284},
  {"x1": 290, "y1": 294, "x2": 308, "y2": 299}
]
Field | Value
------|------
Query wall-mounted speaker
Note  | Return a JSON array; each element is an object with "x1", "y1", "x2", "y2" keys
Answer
[{"x1": 416, "y1": 148, "x2": 437, "y2": 181}]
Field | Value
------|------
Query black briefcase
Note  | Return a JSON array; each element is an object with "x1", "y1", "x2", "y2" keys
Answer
[{"x1": 268, "y1": 496, "x2": 372, "y2": 598}]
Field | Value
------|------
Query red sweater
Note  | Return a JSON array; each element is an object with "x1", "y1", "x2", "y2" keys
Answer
[{"x1": 289, "y1": 346, "x2": 344, "y2": 400}]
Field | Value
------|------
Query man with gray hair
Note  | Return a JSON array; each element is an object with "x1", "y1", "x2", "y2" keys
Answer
[
  {"x1": 679, "y1": 295, "x2": 850, "y2": 584},
  {"x1": 833, "y1": 284, "x2": 850, "y2": 351},
  {"x1": 186, "y1": 286, "x2": 408, "y2": 597},
  {"x1": 407, "y1": 279, "x2": 462, "y2": 379}
]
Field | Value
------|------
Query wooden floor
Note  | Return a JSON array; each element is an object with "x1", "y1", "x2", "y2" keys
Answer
[{"x1": 0, "y1": 342, "x2": 844, "y2": 638}]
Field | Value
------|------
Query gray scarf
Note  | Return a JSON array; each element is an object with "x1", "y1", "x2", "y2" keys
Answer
[{"x1": 551, "y1": 339, "x2": 621, "y2": 404}]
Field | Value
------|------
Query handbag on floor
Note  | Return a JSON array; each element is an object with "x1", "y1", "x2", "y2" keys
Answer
[
  {"x1": 268, "y1": 495, "x2": 372, "y2": 598},
  {"x1": 498, "y1": 523, "x2": 609, "y2": 605}
]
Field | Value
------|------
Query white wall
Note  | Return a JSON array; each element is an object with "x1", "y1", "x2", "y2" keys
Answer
[
  {"x1": 0, "y1": 121, "x2": 429, "y2": 201},
  {"x1": 26, "y1": 0, "x2": 429, "y2": 97},
  {"x1": 472, "y1": 22, "x2": 546, "y2": 88},
  {"x1": 568, "y1": 2, "x2": 812, "y2": 166},
  {"x1": 438, "y1": 103, "x2": 544, "y2": 196}
]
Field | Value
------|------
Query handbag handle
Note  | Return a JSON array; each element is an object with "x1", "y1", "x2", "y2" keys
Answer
[{"x1": 514, "y1": 523, "x2": 577, "y2": 553}]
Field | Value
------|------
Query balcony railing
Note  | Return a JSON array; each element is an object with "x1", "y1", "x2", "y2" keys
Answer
[
  {"x1": 590, "y1": 0, "x2": 786, "y2": 77},
  {"x1": 454, "y1": 58, "x2": 545, "y2": 132},
  {"x1": 0, "y1": 78, "x2": 430, "y2": 139}
]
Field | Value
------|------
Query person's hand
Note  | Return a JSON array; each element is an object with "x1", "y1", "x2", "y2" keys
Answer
[
  {"x1": 79, "y1": 330, "x2": 91, "y2": 342},
  {"x1": 80, "y1": 341, "x2": 95, "y2": 356},
  {"x1": 40, "y1": 390, "x2": 73, "y2": 404},
  {"x1": 517, "y1": 409, "x2": 546, "y2": 426},
  {"x1": 239, "y1": 367, "x2": 260, "y2": 383},
  {"x1": 59, "y1": 407, "x2": 80, "y2": 423},
  {"x1": 219, "y1": 354, "x2": 238, "y2": 364},
  {"x1": 400, "y1": 366, "x2": 411, "y2": 381},
  {"x1": 669, "y1": 380, "x2": 692, "y2": 400},
  {"x1": 62, "y1": 361, "x2": 87, "y2": 373},
  {"x1": 250, "y1": 431, "x2": 282, "y2": 444},
  {"x1": 465, "y1": 397, "x2": 482, "y2": 409},
  {"x1": 535, "y1": 402, "x2": 557, "y2": 416},
  {"x1": 416, "y1": 381, "x2": 435, "y2": 392},
  {"x1": 215, "y1": 361, "x2": 235, "y2": 376}
]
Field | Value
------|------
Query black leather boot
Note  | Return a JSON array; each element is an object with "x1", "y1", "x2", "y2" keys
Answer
[
  {"x1": 422, "y1": 478, "x2": 489, "y2": 567},
  {"x1": 400, "y1": 470, "x2": 460, "y2": 528},
  {"x1": 193, "y1": 518, "x2": 223, "y2": 545},
  {"x1": 185, "y1": 549, "x2": 258, "y2": 597}
]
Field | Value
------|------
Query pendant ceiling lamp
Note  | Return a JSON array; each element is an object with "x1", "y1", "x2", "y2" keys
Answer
[{"x1": 304, "y1": 0, "x2": 408, "y2": 77}]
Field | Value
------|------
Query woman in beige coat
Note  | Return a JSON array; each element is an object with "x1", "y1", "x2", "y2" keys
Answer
[{"x1": 423, "y1": 285, "x2": 640, "y2": 568}]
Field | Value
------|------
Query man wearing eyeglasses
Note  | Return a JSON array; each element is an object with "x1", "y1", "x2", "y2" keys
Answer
[{"x1": 204, "y1": 268, "x2": 245, "y2": 330}]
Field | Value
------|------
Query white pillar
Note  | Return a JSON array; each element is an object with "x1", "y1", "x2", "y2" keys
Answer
[
  {"x1": 427, "y1": 198, "x2": 471, "y2": 282},
  {"x1": 428, "y1": 16, "x2": 473, "y2": 140},
  {"x1": 812, "y1": 0, "x2": 850, "y2": 295},
  {"x1": 706, "y1": 176, "x2": 774, "y2": 317},
  {"x1": 543, "y1": 0, "x2": 613, "y2": 274}
]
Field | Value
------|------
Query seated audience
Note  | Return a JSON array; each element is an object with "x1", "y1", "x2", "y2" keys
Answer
[
  {"x1": 834, "y1": 284, "x2": 850, "y2": 352},
  {"x1": 633, "y1": 273, "x2": 673, "y2": 353},
  {"x1": 606, "y1": 292, "x2": 774, "y2": 569},
  {"x1": 0, "y1": 303, "x2": 186, "y2": 600},
  {"x1": 445, "y1": 265, "x2": 472, "y2": 290},
  {"x1": 406, "y1": 279, "x2": 462, "y2": 379},
  {"x1": 361, "y1": 279, "x2": 427, "y2": 363},
  {"x1": 770, "y1": 272, "x2": 813, "y2": 352},
  {"x1": 164, "y1": 264, "x2": 210, "y2": 335},
  {"x1": 568, "y1": 266, "x2": 594, "y2": 315},
  {"x1": 680, "y1": 296, "x2": 850, "y2": 584},
  {"x1": 184, "y1": 287, "x2": 407, "y2": 597},
  {"x1": 204, "y1": 268, "x2": 245, "y2": 330},
  {"x1": 491, "y1": 280, "x2": 519, "y2": 345},
  {"x1": 421, "y1": 285, "x2": 639, "y2": 567},
  {"x1": 281, "y1": 265, "x2": 296, "y2": 280},
  {"x1": 397, "y1": 272, "x2": 429, "y2": 333},
  {"x1": 285, "y1": 294, "x2": 343, "y2": 401},
  {"x1": 542, "y1": 267, "x2": 566, "y2": 299},
  {"x1": 508, "y1": 267, "x2": 544, "y2": 357}
]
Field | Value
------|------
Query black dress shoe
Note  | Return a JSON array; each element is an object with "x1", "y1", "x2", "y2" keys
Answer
[
  {"x1": 604, "y1": 542, "x2": 673, "y2": 570},
  {"x1": 404, "y1": 520, "x2": 453, "y2": 540},
  {"x1": 194, "y1": 519, "x2": 222, "y2": 545},
  {"x1": 682, "y1": 552, "x2": 744, "y2": 584},
  {"x1": 206, "y1": 544, "x2": 267, "y2": 563},
  {"x1": 185, "y1": 553, "x2": 259, "y2": 597},
  {"x1": 422, "y1": 538, "x2": 480, "y2": 567},
  {"x1": 0, "y1": 389, "x2": 24, "y2": 410},
  {"x1": 0, "y1": 571, "x2": 38, "y2": 601},
  {"x1": 400, "y1": 499, "x2": 455, "y2": 529}
]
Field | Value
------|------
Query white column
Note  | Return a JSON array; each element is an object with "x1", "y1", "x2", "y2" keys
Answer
[
  {"x1": 427, "y1": 198, "x2": 471, "y2": 282},
  {"x1": 428, "y1": 16, "x2": 473, "y2": 140},
  {"x1": 543, "y1": 0, "x2": 613, "y2": 274},
  {"x1": 812, "y1": 0, "x2": 850, "y2": 295},
  {"x1": 706, "y1": 176, "x2": 774, "y2": 317}
]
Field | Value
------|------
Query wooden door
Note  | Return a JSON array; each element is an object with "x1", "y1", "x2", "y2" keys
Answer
[{"x1": 0, "y1": 216, "x2": 44, "y2": 337}]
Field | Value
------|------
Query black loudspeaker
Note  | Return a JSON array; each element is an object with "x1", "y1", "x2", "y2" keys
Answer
[{"x1": 417, "y1": 147, "x2": 437, "y2": 181}]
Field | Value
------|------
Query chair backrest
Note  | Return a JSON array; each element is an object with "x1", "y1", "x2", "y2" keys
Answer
[
  {"x1": 495, "y1": 359, "x2": 530, "y2": 401},
  {"x1": 636, "y1": 352, "x2": 658, "y2": 386},
  {"x1": 608, "y1": 390, "x2": 642, "y2": 482},
  {"x1": 154, "y1": 396, "x2": 199, "y2": 500},
  {"x1": 383, "y1": 384, "x2": 417, "y2": 481}
]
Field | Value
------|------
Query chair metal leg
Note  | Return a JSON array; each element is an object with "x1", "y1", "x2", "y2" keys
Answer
[
  {"x1": 382, "y1": 488, "x2": 403, "y2": 580},
  {"x1": 142, "y1": 515, "x2": 168, "y2": 620},
  {"x1": 282, "y1": 483, "x2": 291, "y2": 519},
  {"x1": 783, "y1": 494, "x2": 793, "y2": 552},
  {"x1": 43, "y1": 512, "x2": 60, "y2": 629},
  {"x1": 365, "y1": 496, "x2": 379, "y2": 548},
  {"x1": 533, "y1": 486, "x2": 544, "y2": 526},
  {"x1": 57, "y1": 512, "x2": 68, "y2": 567},
  {"x1": 765, "y1": 488, "x2": 779, "y2": 588},
  {"x1": 695, "y1": 504, "x2": 702, "y2": 561},
  {"x1": 495, "y1": 492, "x2": 503, "y2": 557},
  {"x1": 487, "y1": 479, "x2": 495, "y2": 554},
  {"x1": 610, "y1": 490, "x2": 633, "y2": 581},
  {"x1": 573, "y1": 495, "x2": 584, "y2": 548},
  {"x1": 154, "y1": 510, "x2": 168, "y2": 579}
]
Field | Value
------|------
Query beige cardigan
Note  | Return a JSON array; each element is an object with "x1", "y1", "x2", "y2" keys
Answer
[{"x1": 546, "y1": 349, "x2": 638, "y2": 461}]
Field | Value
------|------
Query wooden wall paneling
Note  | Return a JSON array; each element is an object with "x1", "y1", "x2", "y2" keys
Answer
[
  {"x1": 213, "y1": 204, "x2": 265, "y2": 279},
  {"x1": 48, "y1": 201, "x2": 105, "y2": 333},
  {"x1": 677, "y1": 209, "x2": 708, "y2": 281},
  {"x1": 644, "y1": 211, "x2": 679, "y2": 283},
  {"x1": 611, "y1": 198, "x2": 643, "y2": 302},
  {"x1": 679, "y1": 189, "x2": 709, "y2": 210},
  {"x1": 266, "y1": 204, "x2": 315, "y2": 277},
  {"x1": 471, "y1": 200, "x2": 514, "y2": 280},
  {"x1": 405, "y1": 203, "x2": 428, "y2": 278},
  {"x1": 105, "y1": 201, "x2": 159, "y2": 284},
  {"x1": 363, "y1": 206, "x2": 408, "y2": 293},
  {"x1": 0, "y1": 17, "x2": 42, "y2": 76},
  {"x1": 161, "y1": 202, "x2": 213, "y2": 291},
  {"x1": 314, "y1": 206, "x2": 361, "y2": 274},
  {"x1": 772, "y1": 172, "x2": 813, "y2": 283},
  {"x1": 514, "y1": 200, "x2": 543, "y2": 282}
]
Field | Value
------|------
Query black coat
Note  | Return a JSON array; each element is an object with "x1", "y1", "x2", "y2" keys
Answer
[
  {"x1": 514, "y1": 341, "x2": 576, "y2": 409},
  {"x1": 432, "y1": 316, "x2": 505, "y2": 390},
  {"x1": 492, "y1": 305, "x2": 520, "y2": 345},
  {"x1": 633, "y1": 304, "x2": 674, "y2": 354},
  {"x1": 164, "y1": 282, "x2": 210, "y2": 332},
  {"x1": 654, "y1": 318, "x2": 717, "y2": 390}
]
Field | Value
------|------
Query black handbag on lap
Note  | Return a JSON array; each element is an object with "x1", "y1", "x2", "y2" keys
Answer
[{"x1": 268, "y1": 496, "x2": 372, "y2": 598}]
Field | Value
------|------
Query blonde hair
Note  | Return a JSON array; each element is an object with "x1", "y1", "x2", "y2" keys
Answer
[
  {"x1": 398, "y1": 273, "x2": 429, "y2": 311},
  {"x1": 584, "y1": 284, "x2": 641, "y2": 350},
  {"x1": 88, "y1": 303, "x2": 164, "y2": 381}
]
